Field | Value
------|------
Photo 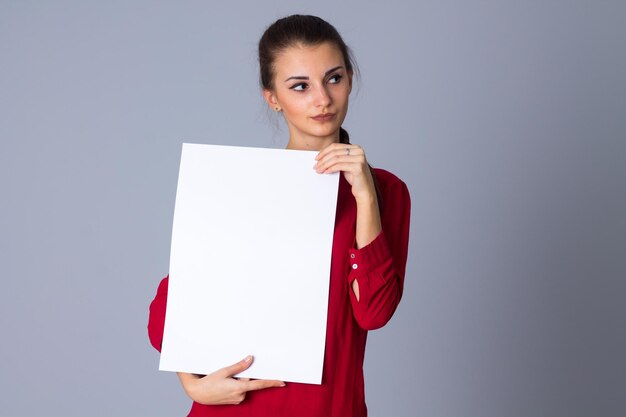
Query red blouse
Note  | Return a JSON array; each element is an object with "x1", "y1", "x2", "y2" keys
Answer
[{"x1": 148, "y1": 168, "x2": 411, "y2": 417}]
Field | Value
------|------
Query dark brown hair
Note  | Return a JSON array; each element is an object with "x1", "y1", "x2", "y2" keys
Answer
[{"x1": 258, "y1": 14, "x2": 357, "y2": 144}]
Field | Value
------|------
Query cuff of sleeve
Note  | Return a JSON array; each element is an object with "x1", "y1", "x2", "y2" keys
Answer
[{"x1": 347, "y1": 231, "x2": 391, "y2": 278}]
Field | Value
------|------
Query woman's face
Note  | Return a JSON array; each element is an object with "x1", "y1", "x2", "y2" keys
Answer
[{"x1": 264, "y1": 42, "x2": 352, "y2": 150}]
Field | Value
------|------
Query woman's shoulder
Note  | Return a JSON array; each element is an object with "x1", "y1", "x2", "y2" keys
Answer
[
  {"x1": 372, "y1": 167, "x2": 410, "y2": 210},
  {"x1": 372, "y1": 167, "x2": 408, "y2": 191},
  {"x1": 372, "y1": 168, "x2": 410, "y2": 225}
]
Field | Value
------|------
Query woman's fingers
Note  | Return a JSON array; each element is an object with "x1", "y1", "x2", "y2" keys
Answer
[
  {"x1": 315, "y1": 143, "x2": 363, "y2": 161},
  {"x1": 316, "y1": 161, "x2": 361, "y2": 174},
  {"x1": 315, "y1": 143, "x2": 362, "y2": 161},
  {"x1": 314, "y1": 148, "x2": 366, "y2": 174},
  {"x1": 218, "y1": 355, "x2": 254, "y2": 378},
  {"x1": 217, "y1": 355, "x2": 285, "y2": 392},
  {"x1": 242, "y1": 378, "x2": 286, "y2": 392},
  {"x1": 314, "y1": 142, "x2": 377, "y2": 202},
  {"x1": 177, "y1": 356, "x2": 285, "y2": 406}
]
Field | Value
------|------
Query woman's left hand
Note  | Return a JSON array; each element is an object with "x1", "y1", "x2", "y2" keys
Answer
[{"x1": 314, "y1": 143, "x2": 376, "y2": 204}]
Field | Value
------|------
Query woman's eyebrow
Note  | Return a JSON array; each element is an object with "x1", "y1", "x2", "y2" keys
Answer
[{"x1": 284, "y1": 65, "x2": 345, "y2": 82}]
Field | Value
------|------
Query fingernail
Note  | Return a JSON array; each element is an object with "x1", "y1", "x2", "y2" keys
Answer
[
  {"x1": 280, "y1": 382, "x2": 286, "y2": 387},
  {"x1": 244, "y1": 355, "x2": 252, "y2": 362}
]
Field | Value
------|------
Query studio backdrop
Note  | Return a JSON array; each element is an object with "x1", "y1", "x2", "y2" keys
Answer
[{"x1": 1, "y1": 1, "x2": 625, "y2": 416}]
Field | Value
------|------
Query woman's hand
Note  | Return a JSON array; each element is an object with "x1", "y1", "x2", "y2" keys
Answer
[
  {"x1": 314, "y1": 143, "x2": 376, "y2": 204},
  {"x1": 177, "y1": 356, "x2": 285, "y2": 405}
]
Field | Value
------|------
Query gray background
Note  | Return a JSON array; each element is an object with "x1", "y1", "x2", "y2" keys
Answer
[{"x1": 1, "y1": 1, "x2": 625, "y2": 416}]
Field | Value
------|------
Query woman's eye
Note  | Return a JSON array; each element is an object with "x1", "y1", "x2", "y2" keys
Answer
[
  {"x1": 290, "y1": 83, "x2": 308, "y2": 91},
  {"x1": 328, "y1": 74, "x2": 343, "y2": 84}
]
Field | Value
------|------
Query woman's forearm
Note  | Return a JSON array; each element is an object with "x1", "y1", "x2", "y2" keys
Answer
[{"x1": 354, "y1": 193, "x2": 382, "y2": 250}]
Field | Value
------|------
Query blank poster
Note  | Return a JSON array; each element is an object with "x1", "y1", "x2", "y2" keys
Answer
[{"x1": 159, "y1": 143, "x2": 339, "y2": 384}]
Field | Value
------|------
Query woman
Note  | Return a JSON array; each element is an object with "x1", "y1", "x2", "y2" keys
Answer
[{"x1": 148, "y1": 14, "x2": 411, "y2": 417}]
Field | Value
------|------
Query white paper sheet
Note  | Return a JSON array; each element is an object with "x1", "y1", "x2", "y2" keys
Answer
[{"x1": 159, "y1": 143, "x2": 339, "y2": 384}]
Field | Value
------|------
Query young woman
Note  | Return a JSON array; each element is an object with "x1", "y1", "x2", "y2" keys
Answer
[{"x1": 148, "y1": 14, "x2": 411, "y2": 417}]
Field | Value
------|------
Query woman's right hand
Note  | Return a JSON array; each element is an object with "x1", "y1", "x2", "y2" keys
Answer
[{"x1": 177, "y1": 355, "x2": 285, "y2": 405}]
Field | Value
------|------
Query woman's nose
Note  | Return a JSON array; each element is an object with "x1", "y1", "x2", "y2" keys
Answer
[{"x1": 314, "y1": 85, "x2": 331, "y2": 107}]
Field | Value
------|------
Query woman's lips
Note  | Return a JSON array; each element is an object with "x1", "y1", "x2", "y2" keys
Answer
[{"x1": 312, "y1": 113, "x2": 335, "y2": 122}]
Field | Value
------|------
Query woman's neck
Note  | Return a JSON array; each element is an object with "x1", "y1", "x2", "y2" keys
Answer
[{"x1": 285, "y1": 132, "x2": 340, "y2": 151}]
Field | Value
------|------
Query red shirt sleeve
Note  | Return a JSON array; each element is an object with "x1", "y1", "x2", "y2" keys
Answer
[
  {"x1": 347, "y1": 174, "x2": 411, "y2": 330},
  {"x1": 147, "y1": 276, "x2": 169, "y2": 352}
]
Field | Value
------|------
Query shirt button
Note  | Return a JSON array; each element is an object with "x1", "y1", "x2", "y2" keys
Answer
[
  {"x1": 350, "y1": 254, "x2": 355, "y2": 258},
  {"x1": 352, "y1": 264, "x2": 358, "y2": 269}
]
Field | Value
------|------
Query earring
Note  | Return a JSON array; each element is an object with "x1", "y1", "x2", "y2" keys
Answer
[{"x1": 275, "y1": 107, "x2": 281, "y2": 112}]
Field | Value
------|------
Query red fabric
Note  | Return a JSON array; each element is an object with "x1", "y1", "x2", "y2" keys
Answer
[{"x1": 148, "y1": 169, "x2": 411, "y2": 417}]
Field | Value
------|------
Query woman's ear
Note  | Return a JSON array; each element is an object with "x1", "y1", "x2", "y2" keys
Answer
[{"x1": 263, "y1": 89, "x2": 282, "y2": 112}]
